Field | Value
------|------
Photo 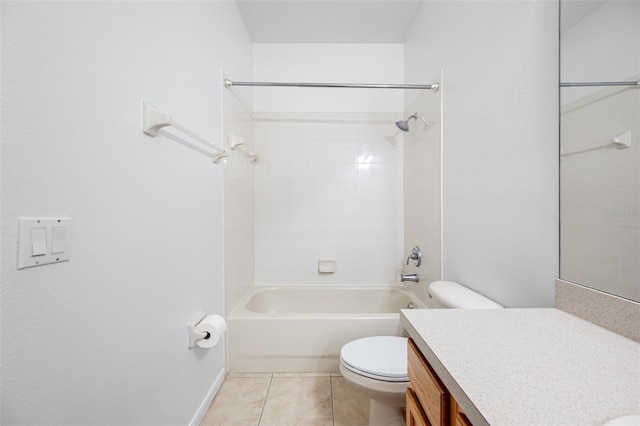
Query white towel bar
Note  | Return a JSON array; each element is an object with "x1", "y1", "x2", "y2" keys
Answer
[
  {"x1": 142, "y1": 101, "x2": 228, "y2": 163},
  {"x1": 229, "y1": 131, "x2": 259, "y2": 163}
]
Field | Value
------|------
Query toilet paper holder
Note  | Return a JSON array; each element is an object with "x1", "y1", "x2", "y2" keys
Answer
[{"x1": 187, "y1": 312, "x2": 211, "y2": 349}]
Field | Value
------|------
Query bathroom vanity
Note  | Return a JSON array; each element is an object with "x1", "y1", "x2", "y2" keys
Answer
[
  {"x1": 401, "y1": 308, "x2": 640, "y2": 426},
  {"x1": 406, "y1": 338, "x2": 470, "y2": 426}
]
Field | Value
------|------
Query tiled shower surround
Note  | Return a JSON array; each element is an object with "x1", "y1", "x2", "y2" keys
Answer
[
  {"x1": 223, "y1": 89, "x2": 256, "y2": 313},
  {"x1": 253, "y1": 112, "x2": 403, "y2": 286},
  {"x1": 402, "y1": 85, "x2": 442, "y2": 301},
  {"x1": 560, "y1": 81, "x2": 640, "y2": 301}
]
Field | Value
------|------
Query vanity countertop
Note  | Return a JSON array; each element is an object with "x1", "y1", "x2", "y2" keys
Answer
[{"x1": 401, "y1": 308, "x2": 640, "y2": 426}]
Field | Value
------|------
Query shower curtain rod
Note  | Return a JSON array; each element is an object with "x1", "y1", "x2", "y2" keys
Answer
[
  {"x1": 224, "y1": 79, "x2": 439, "y2": 92},
  {"x1": 560, "y1": 80, "x2": 639, "y2": 88}
]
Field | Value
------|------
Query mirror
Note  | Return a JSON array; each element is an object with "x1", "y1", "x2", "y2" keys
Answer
[{"x1": 560, "y1": 0, "x2": 640, "y2": 302}]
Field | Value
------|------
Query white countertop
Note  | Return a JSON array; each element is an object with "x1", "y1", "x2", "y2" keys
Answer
[{"x1": 401, "y1": 308, "x2": 640, "y2": 426}]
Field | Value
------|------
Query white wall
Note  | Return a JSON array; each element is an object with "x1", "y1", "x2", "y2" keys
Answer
[
  {"x1": 253, "y1": 44, "x2": 404, "y2": 113},
  {"x1": 1, "y1": 2, "x2": 251, "y2": 424},
  {"x1": 251, "y1": 44, "x2": 405, "y2": 286},
  {"x1": 561, "y1": 0, "x2": 640, "y2": 103},
  {"x1": 405, "y1": 1, "x2": 560, "y2": 307}
]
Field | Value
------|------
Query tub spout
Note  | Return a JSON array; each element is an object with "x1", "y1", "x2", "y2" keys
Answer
[{"x1": 400, "y1": 273, "x2": 419, "y2": 283}]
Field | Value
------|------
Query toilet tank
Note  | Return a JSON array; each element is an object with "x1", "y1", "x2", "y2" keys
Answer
[{"x1": 428, "y1": 281, "x2": 503, "y2": 309}]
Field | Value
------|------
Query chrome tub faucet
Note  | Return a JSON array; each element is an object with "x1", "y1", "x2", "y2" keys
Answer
[{"x1": 400, "y1": 274, "x2": 419, "y2": 283}]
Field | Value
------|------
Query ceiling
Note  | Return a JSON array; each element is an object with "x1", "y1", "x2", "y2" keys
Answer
[
  {"x1": 560, "y1": 0, "x2": 606, "y2": 33},
  {"x1": 235, "y1": 0, "x2": 425, "y2": 43},
  {"x1": 237, "y1": 0, "x2": 610, "y2": 43}
]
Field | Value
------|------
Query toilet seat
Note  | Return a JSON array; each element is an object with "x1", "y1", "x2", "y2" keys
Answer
[{"x1": 340, "y1": 336, "x2": 409, "y2": 382}]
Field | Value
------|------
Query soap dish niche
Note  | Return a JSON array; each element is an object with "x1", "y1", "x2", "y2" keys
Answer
[{"x1": 318, "y1": 260, "x2": 336, "y2": 274}]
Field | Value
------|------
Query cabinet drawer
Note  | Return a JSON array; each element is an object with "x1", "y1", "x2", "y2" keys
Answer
[{"x1": 408, "y1": 338, "x2": 449, "y2": 426}]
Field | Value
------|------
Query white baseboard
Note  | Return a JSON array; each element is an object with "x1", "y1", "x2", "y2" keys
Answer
[{"x1": 189, "y1": 367, "x2": 226, "y2": 426}]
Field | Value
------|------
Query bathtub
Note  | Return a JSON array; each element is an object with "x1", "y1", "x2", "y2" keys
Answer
[{"x1": 227, "y1": 286, "x2": 425, "y2": 373}]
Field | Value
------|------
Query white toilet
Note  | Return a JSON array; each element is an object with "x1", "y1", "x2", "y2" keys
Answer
[
  {"x1": 339, "y1": 281, "x2": 503, "y2": 426},
  {"x1": 428, "y1": 280, "x2": 504, "y2": 309}
]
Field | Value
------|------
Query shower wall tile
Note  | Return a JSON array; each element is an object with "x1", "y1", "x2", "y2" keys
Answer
[
  {"x1": 224, "y1": 90, "x2": 255, "y2": 313},
  {"x1": 560, "y1": 83, "x2": 639, "y2": 302},
  {"x1": 402, "y1": 86, "x2": 443, "y2": 306},
  {"x1": 253, "y1": 112, "x2": 402, "y2": 286}
]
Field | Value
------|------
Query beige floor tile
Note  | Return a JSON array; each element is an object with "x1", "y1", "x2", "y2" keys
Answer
[
  {"x1": 259, "y1": 377, "x2": 333, "y2": 426},
  {"x1": 227, "y1": 372, "x2": 274, "y2": 378},
  {"x1": 200, "y1": 377, "x2": 271, "y2": 426},
  {"x1": 332, "y1": 376, "x2": 370, "y2": 426},
  {"x1": 273, "y1": 372, "x2": 332, "y2": 378}
]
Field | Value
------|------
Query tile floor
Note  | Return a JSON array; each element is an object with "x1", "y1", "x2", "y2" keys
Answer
[{"x1": 201, "y1": 373, "x2": 370, "y2": 426}]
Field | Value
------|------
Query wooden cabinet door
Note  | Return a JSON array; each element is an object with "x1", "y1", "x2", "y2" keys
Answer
[
  {"x1": 450, "y1": 395, "x2": 472, "y2": 426},
  {"x1": 406, "y1": 387, "x2": 430, "y2": 426},
  {"x1": 408, "y1": 339, "x2": 449, "y2": 425}
]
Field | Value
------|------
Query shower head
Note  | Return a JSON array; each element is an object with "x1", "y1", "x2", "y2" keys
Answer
[
  {"x1": 395, "y1": 113, "x2": 419, "y2": 132},
  {"x1": 395, "y1": 113, "x2": 432, "y2": 132}
]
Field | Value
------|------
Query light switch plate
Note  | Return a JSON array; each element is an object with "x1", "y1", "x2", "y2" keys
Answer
[{"x1": 17, "y1": 218, "x2": 72, "y2": 269}]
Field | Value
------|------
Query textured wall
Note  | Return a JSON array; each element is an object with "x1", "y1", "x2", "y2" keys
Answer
[
  {"x1": 1, "y1": 2, "x2": 251, "y2": 424},
  {"x1": 405, "y1": 1, "x2": 560, "y2": 307}
]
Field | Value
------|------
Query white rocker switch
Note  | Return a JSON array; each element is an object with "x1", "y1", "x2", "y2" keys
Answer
[
  {"x1": 18, "y1": 217, "x2": 71, "y2": 269},
  {"x1": 51, "y1": 226, "x2": 68, "y2": 254},
  {"x1": 30, "y1": 227, "x2": 47, "y2": 257}
]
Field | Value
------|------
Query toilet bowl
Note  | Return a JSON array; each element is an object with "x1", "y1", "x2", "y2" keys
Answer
[
  {"x1": 339, "y1": 336, "x2": 409, "y2": 426},
  {"x1": 339, "y1": 281, "x2": 503, "y2": 426}
]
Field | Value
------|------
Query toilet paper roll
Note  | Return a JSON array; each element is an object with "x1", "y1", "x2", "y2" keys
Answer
[{"x1": 195, "y1": 315, "x2": 227, "y2": 349}]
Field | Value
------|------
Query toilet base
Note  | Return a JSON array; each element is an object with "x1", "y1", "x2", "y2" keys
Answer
[
  {"x1": 369, "y1": 399, "x2": 405, "y2": 426},
  {"x1": 339, "y1": 362, "x2": 408, "y2": 426}
]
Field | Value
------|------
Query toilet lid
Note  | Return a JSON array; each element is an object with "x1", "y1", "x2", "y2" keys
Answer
[{"x1": 340, "y1": 336, "x2": 408, "y2": 381}]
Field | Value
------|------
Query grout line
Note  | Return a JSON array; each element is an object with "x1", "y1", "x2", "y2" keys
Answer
[
  {"x1": 256, "y1": 373, "x2": 273, "y2": 426},
  {"x1": 330, "y1": 375, "x2": 335, "y2": 426}
]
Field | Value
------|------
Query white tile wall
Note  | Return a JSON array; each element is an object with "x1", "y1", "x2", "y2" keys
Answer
[
  {"x1": 224, "y1": 89, "x2": 255, "y2": 312},
  {"x1": 401, "y1": 84, "x2": 442, "y2": 305},
  {"x1": 253, "y1": 112, "x2": 403, "y2": 286},
  {"x1": 561, "y1": 82, "x2": 640, "y2": 301}
]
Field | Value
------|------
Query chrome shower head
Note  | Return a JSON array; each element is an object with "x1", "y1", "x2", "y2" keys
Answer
[
  {"x1": 395, "y1": 113, "x2": 419, "y2": 132},
  {"x1": 395, "y1": 120, "x2": 410, "y2": 132}
]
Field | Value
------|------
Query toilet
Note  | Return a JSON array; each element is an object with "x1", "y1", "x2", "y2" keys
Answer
[
  {"x1": 428, "y1": 280, "x2": 504, "y2": 309},
  {"x1": 339, "y1": 281, "x2": 503, "y2": 426}
]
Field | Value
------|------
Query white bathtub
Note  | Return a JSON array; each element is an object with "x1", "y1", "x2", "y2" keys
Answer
[{"x1": 227, "y1": 286, "x2": 425, "y2": 373}]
